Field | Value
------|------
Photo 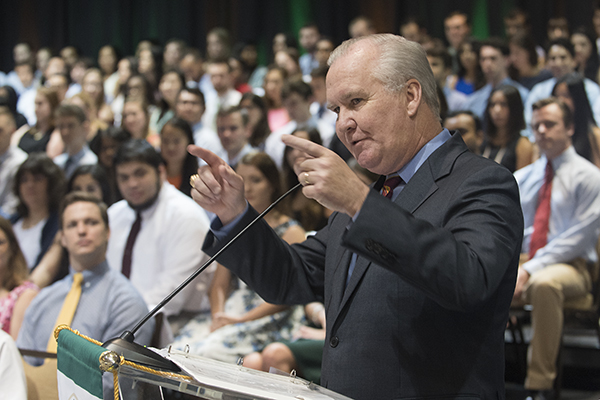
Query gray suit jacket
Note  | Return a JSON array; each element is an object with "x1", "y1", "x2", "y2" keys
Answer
[{"x1": 203, "y1": 132, "x2": 523, "y2": 399}]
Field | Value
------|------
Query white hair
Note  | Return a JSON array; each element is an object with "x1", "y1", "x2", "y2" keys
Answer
[{"x1": 328, "y1": 34, "x2": 440, "y2": 119}]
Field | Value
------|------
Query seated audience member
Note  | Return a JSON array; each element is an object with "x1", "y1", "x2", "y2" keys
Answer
[
  {"x1": 229, "y1": 56, "x2": 252, "y2": 94},
  {"x1": 160, "y1": 117, "x2": 198, "y2": 197},
  {"x1": 179, "y1": 48, "x2": 205, "y2": 89},
  {"x1": 14, "y1": 88, "x2": 60, "y2": 155},
  {"x1": 0, "y1": 217, "x2": 38, "y2": 339},
  {"x1": 482, "y1": 85, "x2": 534, "y2": 172},
  {"x1": 106, "y1": 139, "x2": 214, "y2": 321},
  {"x1": 509, "y1": 33, "x2": 552, "y2": 90},
  {"x1": 90, "y1": 126, "x2": 131, "y2": 205},
  {"x1": 98, "y1": 45, "x2": 119, "y2": 104},
  {"x1": 52, "y1": 104, "x2": 98, "y2": 179},
  {"x1": 173, "y1": 152, "x2": 305, "y2": 362},
  {"x1": 163, "y1": 39, "x2": 186, "y2": 71},
  {"x1": 110, "y1": 56, "x2": 138, "y2": 127},
  {"x1": 68, "y1": 164, "x2": 111, "y2": 204},
  {"x1": 121, "y1": 96, "x2": 160, "y2": 148},
  {"x1": 263, "y1": 65, "x2": 290, "y2": 132},
  {"x1": 237, "y1": 42, "x2": 268, "y2": 90},
  {"x1": 425, "y1": 42, "x2": 468, "y2": 112},
  {"x1": 265, "y1": 78, "x2": 334, "y2": 168},
  {"x1": 348, "y1": 15, "x2": 377, "y2": 38},
  {"x1": 45, "y1": 73, "x2": 70, "y2": 103},
  {"x1": 0, "y1": 330, "x2": 27, "y2": 398},
  {"x1": 11, "y1": 153, "x2": 66, "y2": 274},
  {"x1": 571, "y1": 26, "x2": 600, "y2": 83},
  {"x1": 175, "y1": 87, "x2": 222, "y2": 156},
  {"x1": 282, "y1": 127, "x2": 331, "y2": 232},
  {"x1": 65, "y1": 91, "x2": 108, "y2": 143},
  {"x1": 513, "y1": 98, "x2": 600, "y2": 400},
  {"x1": 29, "y1": 164, "x2": 112, "y2": 290},
  {"x1": 216, "y1": 106, "x2": 255, "y2": 168},
  {"x1": 298, "y1": 23, "x2": 320, "y2": 76},
  {"x1": 17, "y1": 192, "x2": 154, "y2": 399},
  {"x1": 239, "y1": 92, "x2": 271, "y2": 150},
  {"x1": 525, "y1": 38, "x2": 600, "y2": 138},
  {"x1": 202, "y1": 59, "x2": 242, "y2": 130},
  {"x1": 243, "y1": 302, "x2": 326, "y2": 382},
  {"x1": 314, "y1": 37, "x2": 335, "y2": 68},
  {"x1": 400, "y1": 16, "x2": 430, "y2": 45},
  {"x1": 309, "y1": 66, "x2": 336, "y2": 135},
  {"x1": 444, "y1": 11, "x2": 471, "y2": 73},
  {"x1": 448, "y1": 38, "x2": 485, "y2": 95},
  {"x1": 552, "y1": 72, "x2": 600, "y2": 167},
  {"x1": 274, "y1": 48, "x2": 303, "y2": 81},
  {"x1": 444, "y1": 110, "x2": 484, "y2": 154},
  {"x1": 149, "y1": 70, "x2": 185, "y2": 135},
  {"x1": 463, "y1": 37, "x2": 529, "y2": 121},
  {"x1": 0, "y1": 109, "x2": 28, "y2": 216}
]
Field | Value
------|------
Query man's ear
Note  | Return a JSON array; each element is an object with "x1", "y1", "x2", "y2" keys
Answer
[{"x1": 405, "y1": 79, "x2": 422, "y2": 117}]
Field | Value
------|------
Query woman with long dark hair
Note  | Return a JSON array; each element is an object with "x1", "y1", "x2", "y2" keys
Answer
[
  {"x1": 160, "y1": 117, "x2": 198, "y2": 197},
  {"x1": 552, "y1": 72, "x2": 600, "y2": 166},
  {"x1": 482, "y1": 85, "x2": 534, "y2": 172},
  {"x1": 239, "y1": 92, "x2": 271, "y2": 149}
]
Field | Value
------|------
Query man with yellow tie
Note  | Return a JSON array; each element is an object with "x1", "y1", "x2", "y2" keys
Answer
[{"x1": 17, "y1": 192, "x2": 153, "y2": 398}]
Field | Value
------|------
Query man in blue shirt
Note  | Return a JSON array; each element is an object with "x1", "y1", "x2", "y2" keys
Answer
[{"x1": 17, "y1": 192, "x2": 153, "y2": 398}]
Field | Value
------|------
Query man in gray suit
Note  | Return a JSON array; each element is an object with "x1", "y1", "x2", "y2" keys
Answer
[{"x1": 190, "y1": 34, "x2": 522, "y2": 399}]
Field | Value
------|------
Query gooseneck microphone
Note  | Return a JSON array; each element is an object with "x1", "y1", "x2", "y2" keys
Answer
[{"x1": 102, "y1": 182, "x2": 303, "y2": 372}]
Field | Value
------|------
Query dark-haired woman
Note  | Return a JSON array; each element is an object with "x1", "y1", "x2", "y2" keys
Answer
[{"x1": 482, "y1": 85, "x2": 534, "y2": 172}]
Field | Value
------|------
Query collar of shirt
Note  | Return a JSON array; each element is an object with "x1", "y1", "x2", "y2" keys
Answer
[
  {"x1": 546, "y1": 145, "x2": 576, "y2": 173},
  {"x1": 68, "y1": 146, "x2": 89, "y2": 163},
  {"x1": 394, "y1": 128, "x2": 452, "y2": 192},
  {"x1": 69, "y1": 260, "x2": 110, "y2": 286}
]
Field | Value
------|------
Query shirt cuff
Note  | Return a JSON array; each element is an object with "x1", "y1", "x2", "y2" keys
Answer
[
  {"x1": 522, "y1": 258, "x2": 544, "y2": 276},
  {"x1": 210, "y1": 203, "x2": 249, "y2": 242}
]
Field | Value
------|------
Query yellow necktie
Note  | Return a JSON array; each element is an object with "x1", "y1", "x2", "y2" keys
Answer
[{"x1": 46, "y1": 273, "x2": 83, "y2": 354}]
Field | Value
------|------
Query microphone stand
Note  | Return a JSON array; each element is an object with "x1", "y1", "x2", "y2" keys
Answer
[{"x1": 102, "y1": 183, "x2": 303, "y2": 372}]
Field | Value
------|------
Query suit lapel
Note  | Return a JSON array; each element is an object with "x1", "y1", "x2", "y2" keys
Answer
[{"x1": 328, "y1": 132, "x2": 468, "y2": 327}]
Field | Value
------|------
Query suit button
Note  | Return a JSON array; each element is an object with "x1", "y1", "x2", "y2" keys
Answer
[{"x1": 330, "y1": 336, "x2": 339, "y2": 348}]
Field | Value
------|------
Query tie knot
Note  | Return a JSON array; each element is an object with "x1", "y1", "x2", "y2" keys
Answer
[
  {"x1": 72, "y1": 272, "x2": 83, "y2": 286},
  {"x1": 382, "y1": 176, "x2": 403, "y2": 199}
]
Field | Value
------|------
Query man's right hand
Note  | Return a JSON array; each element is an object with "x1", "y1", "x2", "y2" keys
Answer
[{"x1": 188, "y1": 145, "x2": 246, "y2": 225}]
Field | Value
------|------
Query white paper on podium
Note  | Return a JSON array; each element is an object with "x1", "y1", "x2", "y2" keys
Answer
[{"x1": 151, "y1": 348, "x2": 352, "y2": 400}]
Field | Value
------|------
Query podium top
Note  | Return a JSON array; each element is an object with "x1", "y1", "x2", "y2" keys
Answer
[{"x1": 118, "y1": 348, "x2": 352, "y2": 400}]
